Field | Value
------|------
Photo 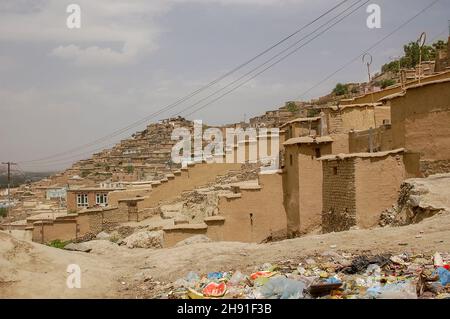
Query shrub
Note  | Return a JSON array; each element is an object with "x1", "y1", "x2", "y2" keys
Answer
[
  {"x1": 47, "y1": 239, "x2": 69, "y2": 249},
  {"x1": 378, "y1": 79, "x2": 396, "y2": 89}
]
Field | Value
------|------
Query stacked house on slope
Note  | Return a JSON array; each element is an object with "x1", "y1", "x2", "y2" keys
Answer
[{"x1": 281, "y1": 70, "x2": 450, "y2": 237}]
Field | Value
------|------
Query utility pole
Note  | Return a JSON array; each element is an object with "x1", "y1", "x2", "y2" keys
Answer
[{"x1": 1, "y1": 162, "x2": 17, "y2": 217}]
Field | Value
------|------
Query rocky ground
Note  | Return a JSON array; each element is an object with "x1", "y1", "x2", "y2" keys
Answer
[{"x1": 1, "y1": 209, "x2": 449, "y2": 298}]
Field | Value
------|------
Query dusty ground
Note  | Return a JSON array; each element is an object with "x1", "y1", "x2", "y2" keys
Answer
[{"x1": 1, "y1": 209, "x2": 449, "y2": 298}]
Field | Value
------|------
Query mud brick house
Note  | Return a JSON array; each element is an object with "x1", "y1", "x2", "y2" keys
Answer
[
  {"x1": 66, "y1": 187, "x2": 124, "y2": 212},
  {"x1": 282, "y1": 136, "x2": 333, "y2": 237},
  {"x1": 380, "y1": 78, "x2": 450, "y2": 176},
  {"x1": 320, "y1": 149, "x2": 407, "y2": 233},
  {"x1": 321, "y1": 103, "x2": 378, "y2": 154},
  {"x1": 280, "y1": 117, "x2": 322, "y2": 140}
]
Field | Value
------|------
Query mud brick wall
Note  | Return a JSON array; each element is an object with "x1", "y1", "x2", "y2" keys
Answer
[
  {"x1": 348, "y1": 125, "x2": 393, "y2": 153},
  {"x1": 217, "y1": 173, "x2": 286, "y2": 243},
  {"x1": 163, "y1": 225, "x2": 207, "y2": 247},
  {"x1": 76, "y1": 211, "x2": 103, "y2": 235},
  {"x1": 326, "y1": 111, "x2": 344, "y2": 134},
  {"x1": 390, "y1": 81, "x2": 450, "y2": 161},
  {"x1": 132, "y1": 207, "x2": 159, "y2": 222},
  {"x1": 32, "y1": 219, "x2": 78, "y2": 243},
  {"x1": 354, "y1": 155, "x2": 406, "y2": 228},
  {"x1": 322, "y1": 159, "x2": 357, "y2": 233},
  {"x1": 102, "y1": 204, "x2": 129, "y2": 223}
]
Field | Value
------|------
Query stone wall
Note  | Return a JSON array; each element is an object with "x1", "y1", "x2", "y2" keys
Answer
[{"x1": 420, "y1": 160, "x2": 450, "y2": 177}]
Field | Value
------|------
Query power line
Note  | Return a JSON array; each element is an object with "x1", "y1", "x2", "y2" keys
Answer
[
  {"x1": 169, "y1": 0, "x2": 368, "y2": 118},
  {"x1": 182, "y1": 0, "x2": 370, "y2": 118},
  {"x1": 19, "y1": 0, "x2": 351, "y2": 164},
  {"x1": 293, "y1": 0, "x2": 441, "y2": 101},
  {"x1": 18, "y1": 141, "x2": 119, "y2": 168}
]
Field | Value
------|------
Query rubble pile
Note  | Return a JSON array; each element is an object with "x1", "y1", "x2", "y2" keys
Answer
[
  {"x1": 131, "y1": 251, "x2": 450, "y2": 299},
  {"x1": 380, "y1": 174, "x2": 450, "y2": 227}
]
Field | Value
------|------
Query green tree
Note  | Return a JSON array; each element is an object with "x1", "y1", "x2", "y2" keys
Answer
[
  {"x1": 381, "y1": 39, "x2": 447, "y2": 73},
  {"x1": 432, "y1": 40, "x2": 447, "y2": 51},
  {"x1": 333, "y1": 83, "x2": 348, "y2": 96},
  {"x1": 286, "y1": 101, "x2": 299, "y2": 113}
]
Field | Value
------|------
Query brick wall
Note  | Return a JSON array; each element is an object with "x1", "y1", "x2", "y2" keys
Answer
[{"x1": 322, "y1": 158, "x2": 357, "y2": 233}]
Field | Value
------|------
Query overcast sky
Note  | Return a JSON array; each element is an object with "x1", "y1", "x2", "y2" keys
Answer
[{"x1": 0, "y1": 0, "x2": 449, "y2": 171}]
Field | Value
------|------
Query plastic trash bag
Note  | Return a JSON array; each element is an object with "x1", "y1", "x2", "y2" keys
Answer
[
  {"x1": 436, "y1": 267, "x2": 450, "y2": 286},
  {"x1": 207, "y1": 272, "x2": 223, "y2": 280},
  {"x1": 259, "y1": 276, "x2": 305, "y2": 299},
  {"x1": 326, "y1": 277, "x2": 342, "y2": 284},
  {"x1": 185, "y1": 271, "x2": 200, "y2": 283},
  {"x1": 365, "y1": 264, "x2": 381, "y2": 276},
  {"x1": 229, "y1": 271, "x2": 246, "y2": 286},
  {"x1": 366, "y1": 280, "x2": 417, "y2": 299}
]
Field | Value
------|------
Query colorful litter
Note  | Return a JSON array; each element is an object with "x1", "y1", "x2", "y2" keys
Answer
[{"x1": 143, "y1": 251, "x2": 450, "y2": 299}]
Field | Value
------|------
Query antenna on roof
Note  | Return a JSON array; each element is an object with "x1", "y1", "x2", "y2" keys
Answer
[
  {"x1": 362, "y1": 53, "x2": 373, "y2": 83},
  {"x1": 417, "y1": 32, "x2": 427, "y2": 84}
]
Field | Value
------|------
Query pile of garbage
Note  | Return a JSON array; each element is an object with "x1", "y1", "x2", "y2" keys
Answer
[{"x1": 148, "y1": 251, "x2": 450, "y2": 299}]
